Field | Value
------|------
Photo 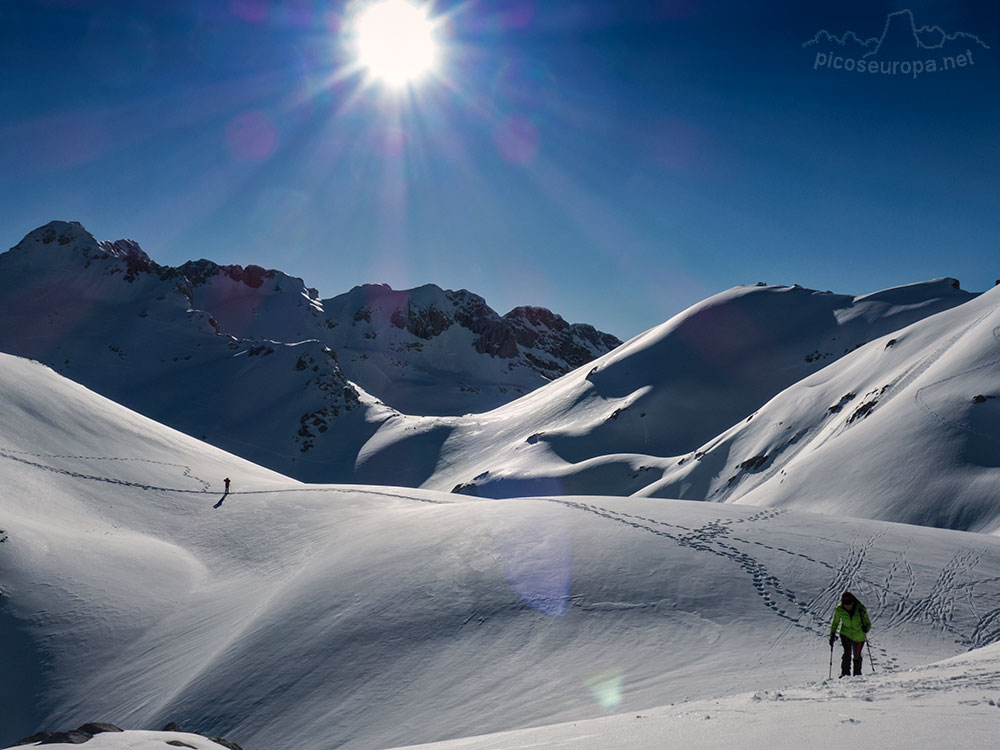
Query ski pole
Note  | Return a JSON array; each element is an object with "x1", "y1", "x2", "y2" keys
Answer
[
  {"x1": 866, "y1": 639, "x2": 876, "y2": 673},
  {"x1": 829, "y1": 641, "x2": 833, "y2": 679}
]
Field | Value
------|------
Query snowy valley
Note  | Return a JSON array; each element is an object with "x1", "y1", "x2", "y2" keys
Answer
[{"x1": 2, "y1": 221, "x2": 1000, "y2": 749}]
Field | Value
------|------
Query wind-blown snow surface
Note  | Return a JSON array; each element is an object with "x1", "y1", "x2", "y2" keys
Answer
[
  {"x1": 393, "y1": 644, "x2": 1000, "y2": 749},
  {"x1": 4, "y1": 353, "x2": 1000, "y2": 749}
]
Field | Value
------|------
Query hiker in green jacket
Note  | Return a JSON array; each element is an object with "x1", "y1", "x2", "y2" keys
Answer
[{"x1": 829, "y1": 591, "x2": 871, "y2": 677}]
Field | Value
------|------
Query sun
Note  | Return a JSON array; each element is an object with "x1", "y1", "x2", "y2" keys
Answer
[{"x1": 353, "y1": 0, "x2": 441, "y2": 89}]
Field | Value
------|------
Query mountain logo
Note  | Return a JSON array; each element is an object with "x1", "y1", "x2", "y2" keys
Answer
[{"x1": 804, "y1": 9, "x2": 990, "y2": 78}]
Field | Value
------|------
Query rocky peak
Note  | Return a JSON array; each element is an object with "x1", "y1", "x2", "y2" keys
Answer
[
  {"x1": 13, "y1": 220, "x2": 102, "y2": 254},
  {"x1": 98, "y1": 238, "x2": 151, "y2": 263},
  {"x1": 327, "y1": 282, "x2": 621, "y2": 368},
  {"x1": 224, "y1": 263, "x2": 278, "y2": 289},
  {"x1": 178, "y1": 259, "x2": 279, "y2": 290},
  {"x1": 10, "y1": 221, "x2": 167, "y2": 284},
  {"x1": 98, "y1": 238, "x2": 161, "y2": 281},
  {"x1": 506, "y1": 305, "x2": 564, "y2": 329},
  {"x1": 504, "y1": 305, "x2": 622, "y2": 369}
]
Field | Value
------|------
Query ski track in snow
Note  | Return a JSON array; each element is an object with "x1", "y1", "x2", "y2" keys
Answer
[
  {"x1": 911, "y1": 320, "x2": 1000, "y2": 441},
  {"x1": 0, "y1": 447, "x2": 213, "y2": 491},
  {"x1": 5, "y1": 444, "x2": 1000, "y2": 670},
  {"x1": 0, "y1": 446, "x2": 450, "y2": 504},
  {"x1": 533, "y1": 498, "x2": 1000, "y2": 669},
  {"x1": 535, "y1": 502, "x2": 882, "y2": 670},
  {"x1": 692, "y1": 301, "x2": 1000, "y2": 507}
]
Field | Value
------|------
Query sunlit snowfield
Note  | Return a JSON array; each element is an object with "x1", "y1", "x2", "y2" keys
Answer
[
  {"x1": 4, "y1": 1, "x2": 1000, "y2": 746},
  {"x1": 3, "y1": 351, "x2": 1000, "y2": 749}
]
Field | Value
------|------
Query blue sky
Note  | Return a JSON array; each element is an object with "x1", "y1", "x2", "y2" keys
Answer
[{"x1": 1, "y1": 1, "x2": 997, "y2": 338}]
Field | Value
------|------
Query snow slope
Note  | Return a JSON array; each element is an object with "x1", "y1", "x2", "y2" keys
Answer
[
  {"x1": 642, "y1": 281, "x2": 1000, "y2": 531},
  {"x1": 0, "y1": 221, "x2": 379, "y2": 483},
  {"x1": 394, "y1": 643, "x2": 1000, "y2": 750},
  {"x1": 356, "y1": 282, "x2": 1000, "y2": 535},
  {"x1": 22, "y1": 645, "x2": 1000, "y2": 750},
  {"x1": 1, "y1": 222, "x2": 983, "y2": 494},
  {"x1": 4, "y1": 354, "x2": 1000, "y2": 749}
]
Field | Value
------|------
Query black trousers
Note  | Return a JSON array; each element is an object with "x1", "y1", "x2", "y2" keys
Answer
[{"x1": 840, "y1": 635, "x2": 863, "y2": 676}]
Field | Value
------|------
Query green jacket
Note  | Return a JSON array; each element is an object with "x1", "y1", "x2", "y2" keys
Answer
[{"x1": 830, "y1": 603, "x2": 871, "y2": 642}]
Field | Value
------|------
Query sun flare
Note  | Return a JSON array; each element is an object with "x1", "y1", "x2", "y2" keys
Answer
[{"x1": 354, "y1": 0, "x2": 440, "y2": 88}]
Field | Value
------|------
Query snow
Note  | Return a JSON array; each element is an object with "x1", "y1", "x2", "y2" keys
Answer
[
  {"x1": 2, "y1": 233, "x2": 1000, "y2": 749},
  {"x1": 354, "y1": 281, "x2": 1000, "y2": 536},
  {"x1": 392, "y1": 644, "x2": 1000, "y2": 749},
  {"x1": 0, "y1": 222, "x2": 622, "y2": 483},
  {"x1": 3, "y1": 353, "x2": 1000, "y2": 749},
  {"x1": 14, "y1": 731, "x2": 236, "y2": 749}
]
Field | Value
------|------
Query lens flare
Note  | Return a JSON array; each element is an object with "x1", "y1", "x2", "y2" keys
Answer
[
  {"x1": 225, "y1": 111, "x2": 278, "y2": 162},
  {"x1": 586, "y1": 670, "x2": 625, "y2": 709},
  {"x1": 489, "y1": 499, "x2": 574, "y2": 617}
]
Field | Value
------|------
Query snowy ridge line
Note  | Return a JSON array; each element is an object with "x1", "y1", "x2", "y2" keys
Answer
[{"x1": 0, "y1": 447, "x2": 452, "y2": 504}]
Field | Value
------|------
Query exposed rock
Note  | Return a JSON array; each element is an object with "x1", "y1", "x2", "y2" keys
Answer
[
  {"x1": 738, "y1": 455, "x2": 769, "y2": 472},
  {"x1": 473, "y1": 318, "x2": 519, "y2": 358},
  {"x1": 174, "y1": 259, "x2": 279, "y2": 291},
  {"x1": 13, "y1": 732, "x2": 54, "y2": 746},
  {"x1": 847, "y1": 400, "x2": 878, "y2": 424},
  {"x1": 38, "y1": 730, "x2": 93, "y2": 744},
  {"x1": 504, "y1": 306, "x2": 621, "y2": 371},
  {"x1": 325, "y1": 282, "x2": 619, "y2": 402},
  {"x1": 14, "y1": 722, "x2": 122, "y2": 746},
  {"x1": 76, "y1": 723, "x2": 123, "y2": 735},
  {"x1": 390, "y1": 303, "x2": 453, "y2": 340},
  {"x1": 828, "y1": 392, "x2": 857, "y2": 414},
  {"x1": 97, "y1": 239, "x2": 161, "y2": 282},
  {"x1": 14, "y1": 723, "x2": 240, "y2": 749}
]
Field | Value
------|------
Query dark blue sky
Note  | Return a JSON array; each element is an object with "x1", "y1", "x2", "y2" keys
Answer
[{"x1": 2, "y1": 0, "x2": 997, "y2": 337}]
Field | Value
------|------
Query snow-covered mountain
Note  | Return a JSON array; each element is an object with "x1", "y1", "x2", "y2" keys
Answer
[
  {"x1": 178, "y1": 259, "x2": 621, "y2": 416},
  {"x1": 0, "y1": 221, "x2": 374, "y2": 483},
  {"x1": 0, "y1": 221, "x2": 620, "y2": 481},
  {"x1": 447, "y1": 280, "x2": 999, "y2": 533},
  {"x1": 355, "y1": 279, "x2": 996, "y2": 523},
  {"x1": 320, "y1": 282, "x2": 621, "y2": 415},
  {"x1": 3, "y1": 221, "x2": 997, "y2": 527},
  {"x1": 639, "y1": 281, "x2": 1000, "y2": 530},
  {"x1": 3, "y1": 351, "x2": 1000, "y2": 750}
]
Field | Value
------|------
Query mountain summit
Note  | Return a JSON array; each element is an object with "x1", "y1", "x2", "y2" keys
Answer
[{"x1": 0, "y1": 221, "x2": 621, "y2": 481}]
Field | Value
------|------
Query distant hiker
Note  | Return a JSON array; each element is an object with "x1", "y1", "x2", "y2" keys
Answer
[
  {"x1": 224, "y1": 477, "x2": 231, "y2": 494},
  {"x1": 829, "y1": 591, "x2": 871, "y2": 677}
]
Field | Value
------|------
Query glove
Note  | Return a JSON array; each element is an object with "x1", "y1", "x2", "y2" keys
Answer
[
  {"x1": 862, "y1": 625, "x2": 869, "y2": 633},
  {"x1": 829, "y1": 635, "x2": 835, "y2": 647}
]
